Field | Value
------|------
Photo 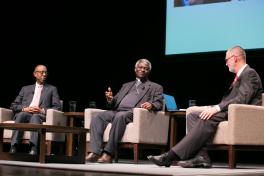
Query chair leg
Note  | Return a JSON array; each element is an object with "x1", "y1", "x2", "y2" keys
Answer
[
  {"x1": 228, "y1": 145, "x2": 236, "y2": 169},
  {"x1": 46, "y1": 141, "x2": 51, "y2": 155},
  {"x1": 133, "y1": 143, "x2": 139, "y2": 164}
]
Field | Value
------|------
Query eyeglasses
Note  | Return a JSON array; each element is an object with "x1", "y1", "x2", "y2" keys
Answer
[
  {"x1": 225, "y1": 55, "x2": 239, "y2": 63},
  {"x1": 225, "y1": 55, "x2": 234, "y2": 62},
  {"x1": 225, "y1": 54, "x2": 243, "y2": 62},
  {"x1": 35, "y1": 71, "x2": 48, "y2": 75}
]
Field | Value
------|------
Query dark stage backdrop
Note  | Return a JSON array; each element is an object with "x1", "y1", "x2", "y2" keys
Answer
[{"x1": 1, "y1": 1, "x2": 264, "y2": 112}]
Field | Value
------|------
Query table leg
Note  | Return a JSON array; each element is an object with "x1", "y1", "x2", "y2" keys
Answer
[
  {"x1": 39, "y1": 129, "x2": 46, "y2": 163},
  {"x1": 66, "y1": 117, "x2": 74, "y2": 156},
  {"x1": 76, "y1": 132, "x2": 86, "y2": 163},
  {"x1": 170, "y1": 116, "x2": 177, "y2": 148},
  {"x1": 0, "y1": 129, "x2": 3, "y2": 152}
]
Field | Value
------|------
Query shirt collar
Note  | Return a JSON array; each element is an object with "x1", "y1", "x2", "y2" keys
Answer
[
  {"x1": 36, "y1": 82, "x2": 43, "y2": 88},
  {"x1": 237, "y1": 64, "x2": 247, "y2": 77},
  {"x1": 136, "y1": 78, "x2": 141, "y2": 84}
]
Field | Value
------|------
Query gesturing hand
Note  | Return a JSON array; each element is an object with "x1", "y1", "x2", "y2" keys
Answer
[{"x1": 105, "y1": 87, "x2": 113, "y2": 102}]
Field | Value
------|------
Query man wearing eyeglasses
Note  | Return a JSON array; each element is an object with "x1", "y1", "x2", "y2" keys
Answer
[
  {"x1": 9, "y1": 64, "x2": 61, "y2": 155},
  {"x1": 148, "y1": 46, "x2": 263, "y2": 168}
]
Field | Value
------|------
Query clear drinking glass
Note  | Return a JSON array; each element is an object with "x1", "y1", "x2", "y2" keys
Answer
[{"x1": 69, "y1": 101, "x2": 77, "y2": 112}]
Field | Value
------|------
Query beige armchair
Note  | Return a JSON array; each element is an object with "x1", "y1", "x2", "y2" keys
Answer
[
  {"x1": 85, "y1": 107, "x2": 170, "y2": 163},
  {"x1": 0, "y1": 107, "x2": 67, "y2": 155},
  {"x1": 186, "y1": 94, "x2": 264, "y2": 169}
]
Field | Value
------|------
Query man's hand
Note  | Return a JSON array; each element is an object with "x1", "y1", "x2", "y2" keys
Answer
[
  {"x1": 105, "y1": 87, "x2": 113, "y2": 102},
  {"x1": 23, "y1": 106, "x2": 42, "y2": 113},
  {"x1": 140, "y1": 102, "x2": 152, "y2": 110},
  {"x1": 199, "y1": 106, "x2": 219, "y2": 120}
]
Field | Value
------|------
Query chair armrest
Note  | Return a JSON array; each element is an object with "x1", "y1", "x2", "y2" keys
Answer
[
  {"x1": 46, "y1": 109, "x2": 67, "y2": 126},
  {"x1": 228, "y1": 104, "x2": 264, "y2": 145},
  {"x1": 132, "y1": 108, "x2": 170, "y2": 144},
  {"x1": 0, "y1": 108, "x2": 13, "y2": 122},
  {"x1": 84, "y1": 108, "x2": 106, "y2": 129}
]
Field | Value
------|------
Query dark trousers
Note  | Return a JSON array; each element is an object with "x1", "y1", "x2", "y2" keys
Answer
[
  {"x1": 90, "y1": 110, "x2": 133, "y2": 156},
  {"x1": 11, "y1": 112, "x2": 46, "y2": 148},
  {"x1": 171, "y1": 110, "x2": 227, "y2": 160}
]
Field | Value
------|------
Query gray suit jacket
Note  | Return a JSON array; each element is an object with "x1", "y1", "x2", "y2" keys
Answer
[
  {"x1": 107, "y1": 80, "x2": 163, "y2": 111},
  {"x1": 218, "y1": 65, "x2": 263, "y2": 117},
  {"x1": 10, "y1": 83, "x2": 61, "y2": 115}
]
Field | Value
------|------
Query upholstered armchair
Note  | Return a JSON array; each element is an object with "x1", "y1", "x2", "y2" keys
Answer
[
  {"x1": 186, "y1": 94, "x2": 264, "y2": 168},
  {"x1": 0, "y1": 107, "x2": 67, "y2": 155},
  {"x1": 85, "y1": 107, "x2": 170, "y2": 163}
]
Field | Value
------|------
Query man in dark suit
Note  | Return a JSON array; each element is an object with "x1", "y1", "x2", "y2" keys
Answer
[
  {"x1": 86, "y1": 58, "x2": 163, "y2": 163},
  {"x1": 9, "y1": 65, "x2": 61, "y2": 155},
  {"x1": 148, "y1": 46, "x2": 263, "y2": 168}
]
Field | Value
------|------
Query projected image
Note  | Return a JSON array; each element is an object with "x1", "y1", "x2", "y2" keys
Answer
[
  {"x1": 166, "y1": 0, "x2": 264, "y2": 55},
  {"x1": 174, "y1": 0, "x2": 231, "y2": 7}
]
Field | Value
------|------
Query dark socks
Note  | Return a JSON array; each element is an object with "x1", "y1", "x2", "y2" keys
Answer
[{"x1": 167, "y1": 150, "x2": 180, "y2": 161}]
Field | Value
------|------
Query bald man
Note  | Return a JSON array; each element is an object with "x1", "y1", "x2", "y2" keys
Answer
[
  {"x1": 10, "y1": 65, "x2": 61, "y2": 155},
  {"x1": 148, "y1": 46, "x2": 263, "y2": 168}
]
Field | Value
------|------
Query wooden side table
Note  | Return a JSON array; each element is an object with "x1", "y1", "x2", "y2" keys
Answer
[
  {"x1": 63, "y1": 112, "x2": 84, "y2": 156},
  {"x1": 167, "y1": 111, "x2": 186, "y2": 148}
]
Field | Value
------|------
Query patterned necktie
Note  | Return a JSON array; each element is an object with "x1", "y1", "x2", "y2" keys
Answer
[{"x1": 135, "y1": 80, "x2": 141, "y2": 94}]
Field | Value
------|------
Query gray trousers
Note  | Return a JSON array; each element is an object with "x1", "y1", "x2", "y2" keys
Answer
[
  {"x1": 90, "y1": 110, "x2": 133, "y2": 156},
  {"x1": 171, "y1": 106, "x2": 227, "y2": 160},
  {"x1": 11, "y1": 112, "x2": 46, "y2": 147}
]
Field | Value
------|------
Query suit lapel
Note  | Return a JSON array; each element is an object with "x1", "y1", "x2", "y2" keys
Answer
[
  {"x1": 115, "y1": 81, "x2": 135, "y2": 105},
  {"x1": 138, "y1": 82, "x2": 150, "y2": 98},
  {"x1": 28, "y1": 85, "x2": 36, "y2": 105},
  {"x1": 225, "y1": 66, "x2": 249, "y2": 97},
  {"x1": 135, "y1": 81, "x2": 151, "y2": 105},
  {"x1": 39, "y1": 85, "x2": 48, "y2": 106},
  {"x1": 115, "y1": 80, "x2": 151, "y2": 107}
]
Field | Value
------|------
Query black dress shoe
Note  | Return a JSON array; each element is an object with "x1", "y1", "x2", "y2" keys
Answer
[
  {"x1": 29, "y1": 149, "x2": 37, "y2": 155},
  {"x1": 9, "y1": 146, "x2": 17, "y2": 154},
  {"x1": 147, "y1": 153, "x2": 172, "y2": 167},
  {"x1": 177, "y1": 155, "x2": 212, "y2": 168}
]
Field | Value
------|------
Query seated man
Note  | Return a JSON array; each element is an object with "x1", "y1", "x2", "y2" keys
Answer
[
  {"x1": 148, "y1": 45, "x2": 263, "y2": 168},
  {"x1": 9, "y1": 64, "x2": 61, "y2": 155},
  {"x1": 86, "y1": 58, "x2": 164, "y2": 163}
]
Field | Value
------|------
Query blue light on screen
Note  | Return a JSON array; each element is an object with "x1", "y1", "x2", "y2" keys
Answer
[{"x1": 166, "y1": 0, "x2": 264, "y2": 55}]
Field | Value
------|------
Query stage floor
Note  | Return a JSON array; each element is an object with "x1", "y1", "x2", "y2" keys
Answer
[{"x1": 1, "y1": 159, "x2": 264, "y2": 176}]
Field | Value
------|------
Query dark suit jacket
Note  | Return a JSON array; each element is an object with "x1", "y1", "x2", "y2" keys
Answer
[
  {"x1": 10, "y1": 83, "x2": 61, "y2": 116},
  {"x1": 107, "y1": 80, "x2": 163, "y2": 111},
  {"x1": 218, "y1": 65, "x2": 263, "y2": 117}
]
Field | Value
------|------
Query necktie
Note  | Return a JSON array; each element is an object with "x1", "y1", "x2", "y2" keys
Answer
[
  {"x1": 232, "y1": 75, "x2": 238, "y2": 86},
  {"x1": 135, "y1": 80, "x2": 141, "y2": 94},
  {"x1": 30, "y1": 85, "x2": 43, "y2": 107}
]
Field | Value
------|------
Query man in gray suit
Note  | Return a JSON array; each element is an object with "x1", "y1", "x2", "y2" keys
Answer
[
  {"x1": 86, "y1": 58, "x2": 163, "y2": 163},
  {"x1": 148, "y1": 46, "x2": 263, "y2": 168},
  {"x1": 9, "y1": 65, "x2": 61, "y2": 155}
]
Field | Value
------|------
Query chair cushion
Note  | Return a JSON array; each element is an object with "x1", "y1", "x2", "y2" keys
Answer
[{"x1": 212, "y1": 121, "x2": 229, "y2": 144}]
